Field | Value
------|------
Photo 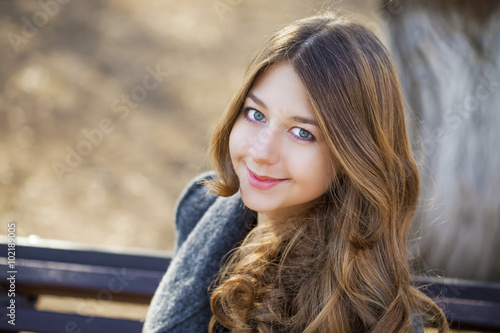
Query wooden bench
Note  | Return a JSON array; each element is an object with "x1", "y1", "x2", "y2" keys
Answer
[
  {"x1": 0, "y1": 236, "x2": 172, "y2": 333},
  {"x1": 1, "y1": 236, "x2": 499, "y2": 332}
]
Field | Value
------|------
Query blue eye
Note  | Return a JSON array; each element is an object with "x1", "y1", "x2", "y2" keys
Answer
[
  {"x1": 245, "y1": 108, "x2": 266, "y2": 122},
  {"x1": 290, "y1": 127, "x2": 315, "y2": 141}
]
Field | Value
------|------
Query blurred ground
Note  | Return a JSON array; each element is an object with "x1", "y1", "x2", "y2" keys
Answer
[{"x1": 0, "y1": 0, "x2": 382, "y2": 251}]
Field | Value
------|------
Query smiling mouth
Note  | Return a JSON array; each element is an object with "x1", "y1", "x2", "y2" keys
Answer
[{"x1": 246, "y1": 168, "x2": 288, "y2": 190}]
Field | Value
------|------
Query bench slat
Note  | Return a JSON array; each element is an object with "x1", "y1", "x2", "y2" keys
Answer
[
  {"x1": 0, "y1": 236, "x2": 172, "y2": 271},
  {"x1": 0, "y1": 259, "x2": 164, "y2": 303},
  {"x1": 413, "y1": 275, "x2": 500, "y2": 303},
  {"x1": 0, "y1": 307, "x2": 143, "y2": 333},
  {"x1": 441, "y1": 298, "x2": 500, "y2": 331}
]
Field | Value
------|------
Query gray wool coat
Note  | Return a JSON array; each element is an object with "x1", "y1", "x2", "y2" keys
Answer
[
  {"x1": 142, "y1": 171, "x2": 425, "y2": 333},
  {"x1": 142, "y1": 171, "x2": 256, "y2": 333}
]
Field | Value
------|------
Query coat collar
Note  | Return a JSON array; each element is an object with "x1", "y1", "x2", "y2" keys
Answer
[{"x1": 147, "y1": 192, "x2": 256, "y2": 331}]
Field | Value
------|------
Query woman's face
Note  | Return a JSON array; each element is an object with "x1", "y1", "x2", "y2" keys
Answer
[{"x1": 229, "y1": 62, "x2": 334, "y2": 220}]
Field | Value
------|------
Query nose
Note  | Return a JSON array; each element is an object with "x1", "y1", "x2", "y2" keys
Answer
[{"x1": 249, "y1": 126, "x2": 280, "y2": 165}]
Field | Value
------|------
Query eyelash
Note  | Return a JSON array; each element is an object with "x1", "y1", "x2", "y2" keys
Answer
[
  {"x1": 241, "y1": 107, "x2": 316, "y2": 142},
  {"x1": 243, "y1": 107, "x2": 266, "y2": 124}
]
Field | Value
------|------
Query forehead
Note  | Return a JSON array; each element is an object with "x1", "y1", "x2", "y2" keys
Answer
[{"x1": 249, "y1": 62, "x2": 315, "y2": 119}]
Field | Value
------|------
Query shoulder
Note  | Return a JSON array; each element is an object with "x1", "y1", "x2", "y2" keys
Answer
[
  {"x1": 174, "y1": 171, "x2": 219, "y2": 250},
  {"x1": 411, "y1": 313, "x2": 425, "y2": 333}
]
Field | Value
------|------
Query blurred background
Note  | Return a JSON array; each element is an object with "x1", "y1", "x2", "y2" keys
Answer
[
  {"x1": 0, "y1": 0, "x2": 379, "y2": 322},
  {"x1": 1, "y1": 0, "x2": 499, "y2": 326},
  {"x1": 0, "y1": 0, "x2": 382, "y2": 252}
]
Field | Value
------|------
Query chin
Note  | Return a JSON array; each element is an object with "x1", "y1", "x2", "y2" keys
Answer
[{"x1": 240, "y1": 190, "x2": 278, "y2": 213}]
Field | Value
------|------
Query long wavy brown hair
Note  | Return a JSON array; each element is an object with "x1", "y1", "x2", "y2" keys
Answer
[{"x1": 206, "y1": 13, "x2": 449, "y2": 332}]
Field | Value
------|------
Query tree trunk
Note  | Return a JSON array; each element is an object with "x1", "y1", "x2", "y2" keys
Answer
[{"x1": 384, "y1": 0, "x2": 500, "y2": 281}]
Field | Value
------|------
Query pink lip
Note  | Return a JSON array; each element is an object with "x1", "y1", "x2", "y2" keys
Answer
[{"x1": 246, "y1": 168, "x2": 287, "y2": 190}]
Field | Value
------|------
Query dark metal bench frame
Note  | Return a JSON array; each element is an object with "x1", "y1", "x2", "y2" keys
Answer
[{"x1": 1, "y1": 236, "x2": 499, "y2": 332}]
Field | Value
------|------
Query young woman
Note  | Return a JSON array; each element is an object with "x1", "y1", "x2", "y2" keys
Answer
[{"x1": 143, "y1": 13, "x2": 449, "y2": 333}]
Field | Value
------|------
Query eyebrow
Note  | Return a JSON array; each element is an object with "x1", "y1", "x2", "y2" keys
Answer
[
  {"x1": 247, "y1": 91, "x2": 267, "y2": 108},
  {"x1": 290, "y1": 115, "x2": 318, "y2": 127},
  {"x1": 247, "y1": 91, "x2": 319, "y2": 127}
]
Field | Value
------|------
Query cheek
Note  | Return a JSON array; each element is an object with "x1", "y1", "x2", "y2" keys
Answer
[
  {"x1": 229, "y1": 118, "x2": 254, "y2": 160},
  {"x1": 289, "y1": 145, "x2": 332, "y2": 189},
  {"x1": 229, "y1": 119, "x2": 248, "y2": 162},
  {"x1": 228, "y1": 131, "x2": 238, "y2": 165}
]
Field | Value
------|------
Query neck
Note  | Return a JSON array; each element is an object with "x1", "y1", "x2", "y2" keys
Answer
[
  {"x1": 257, "y1": 212, "x2": 271, "y2": 227},
  {"x1": 256, "y1": 196, "x2": 326, "y2": 227},
  {"x1": 256, "y1": 205, "x2": 306, "y2": 227}
]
